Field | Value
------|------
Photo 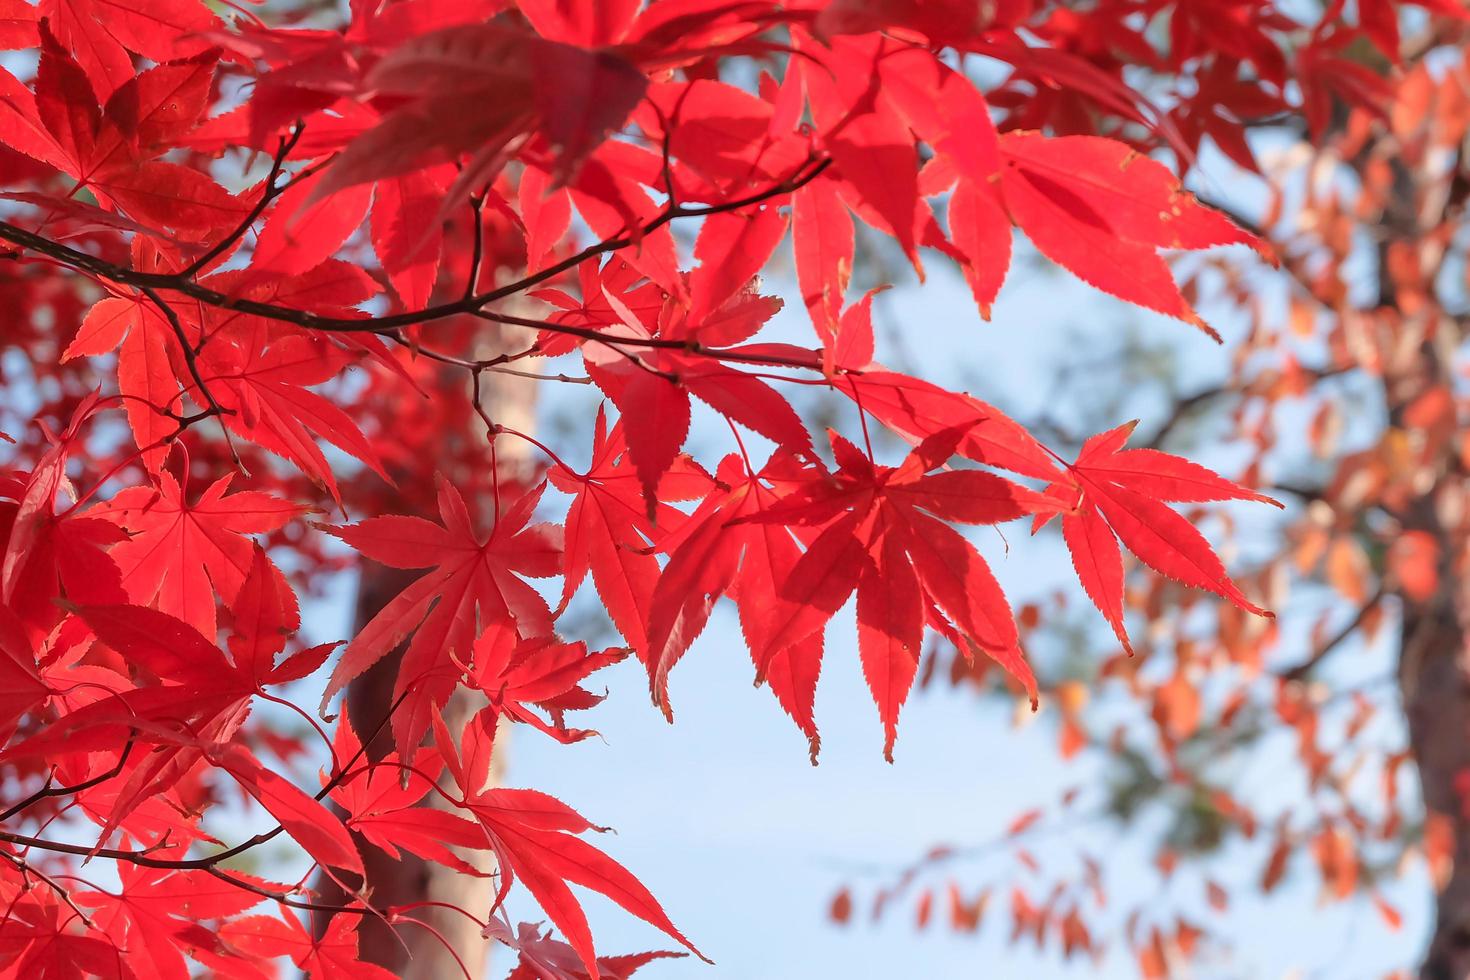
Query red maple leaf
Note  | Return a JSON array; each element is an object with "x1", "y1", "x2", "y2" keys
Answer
[
  {"x1": 219, "y1": 912, "x2": 396, "y2": 980},
  {"x1": 327, "y1": 704, "x2": 487, "y2": 877},
  {"x1": 321, "y1": 476, "x2": 563, "y2": 758},
  {"x1": 98, "y1": 464, "x2": 302, "y2": 639},
  {"x1": 742, "y1": 426, "x2": 1052, "y2": 758},
  {"x1": 1046, "y1": 422, "x2": 1279, "y2": 652},
  {"x1": 434, "y1": 708, "x2": 707, "y2": 980},
  {"x1": 468, "y1": 622, "x2": 626, "y2": 743},
  {"x1": 549, "y1": 406, "x2": 709, "y2": 656},
  {"x1": 74, "y1": 865, "x2": 266, "y2": 980},
  {"x1": 580, "y1": 269, "x2": 811, "y2": 510}
]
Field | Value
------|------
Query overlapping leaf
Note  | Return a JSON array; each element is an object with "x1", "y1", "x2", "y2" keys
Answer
[
  {"x1": 98, "y1": 469, "x2": 301, "y2": 639},
  {"x1": 743, "y1": 427, "x2": 1050, "y2": 758},
  {"x1": 321, "y1": 477, "x2": 563, "y2": 758}
]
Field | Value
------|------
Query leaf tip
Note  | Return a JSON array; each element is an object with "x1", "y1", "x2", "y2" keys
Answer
[{"x1": 1187, "y1": 313, "x2": 1224, "y2": 344}]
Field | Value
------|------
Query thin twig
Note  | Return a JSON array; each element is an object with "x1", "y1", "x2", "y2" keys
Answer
[
  {"x1": 180, "y1": 123, "x2": 306, "y2": 279},
  {"x1": 0, "y1": 738, "x2": 136, "y2": 822},
  {"x1": 1279, "y1": 587, "x2": 1388, "y2": 683}
]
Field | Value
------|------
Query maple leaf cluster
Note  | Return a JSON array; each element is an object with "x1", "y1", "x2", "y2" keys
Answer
[{"x1": 0, "y1": 0, "x2": 1445, "y2": 975}]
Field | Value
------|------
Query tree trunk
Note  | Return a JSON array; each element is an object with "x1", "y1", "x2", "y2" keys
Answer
[
  {"x1": 1401, "y1": 585, "x2": 1470, "y2": 980},
  {"x1": 321, "y1": 572, "x2": 511, "y2": 977},
  {"x1": 1388, "y1": 341, "x2": 1470, "y2": 979},
  {"x1": 1387, "y1": 345, "x2": 1470, "y2": 980},
  {"x1": 1375, "y1": 134, "x2": 1470, "y2": 978},
  {"x1": 314, "y1": 320, "x2": 539, "y2": 976}
]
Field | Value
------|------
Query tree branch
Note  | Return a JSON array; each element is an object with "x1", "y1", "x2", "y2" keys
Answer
[
  {"x1": 1279, "y1": 587, "x2": 1387, "y2": 683},
  {"x1": 0, "y1": 157, "x2": 832, "y2": 342}
]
